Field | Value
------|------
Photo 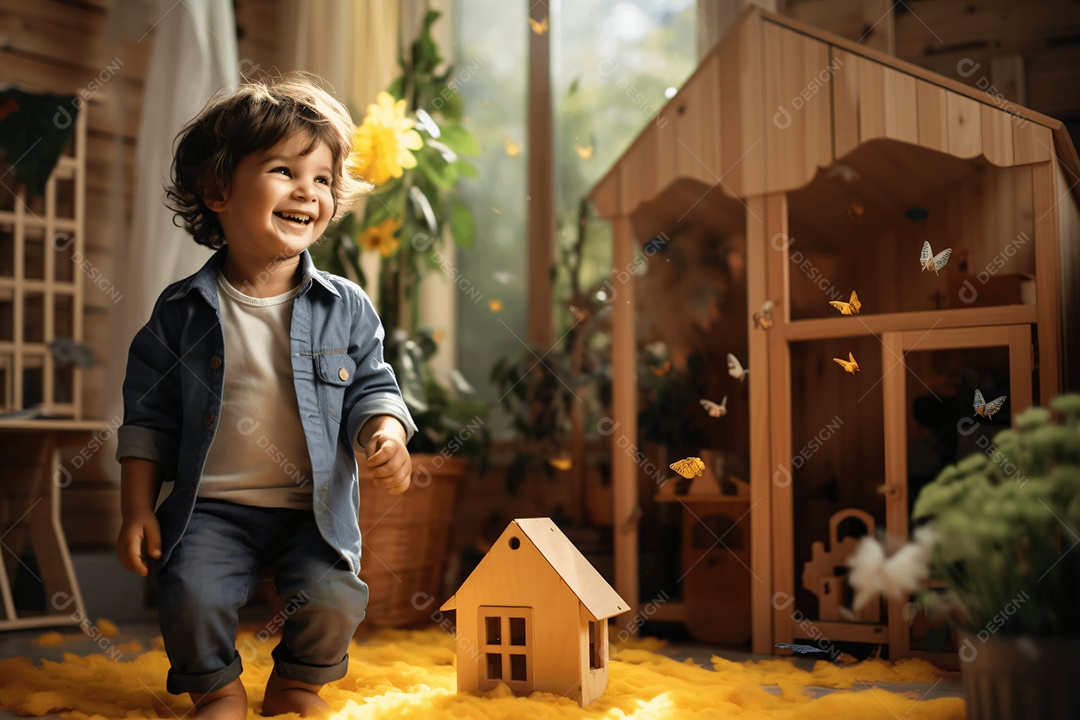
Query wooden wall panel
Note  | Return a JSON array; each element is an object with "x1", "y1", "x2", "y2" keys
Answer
[
  {"x1": 856, "y1": 55, "x2": 885, "y2": 142},
  {"x1": 831, "y1": 47, "x2": 859, "y2": 160},
  {"x1": 673, "y1": 55, "x2": 721, "y2": 187},
  {"x1": 882, "y1": 67, "x2": 917, "y2": 145},
  {"x1": 915, "y1": 80, "x2": 948, "y2": 154},
  {"x1": 736, "y1": 14, "x2": 767, "y2": 198},
  {"x1": 1055, "y1": 162, "x2": 1080, "y2": 392},
  {"x1": 981, "y1": 104, "x2": 1015, "y2": 167},
  {"x1": 946, "y1": 93, "x2": 982, "y2": 159},
  {"x1": 1013, "y1": 122, "x2": 1053, "y2": 166},
  {"x1": 763, "y1": 22, "x2": 832, "y2": 192}
]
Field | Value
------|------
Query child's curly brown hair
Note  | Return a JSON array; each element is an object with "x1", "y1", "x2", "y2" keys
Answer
[{"x1": 166, "y1": 73, "x2": 369, "y2": 249}]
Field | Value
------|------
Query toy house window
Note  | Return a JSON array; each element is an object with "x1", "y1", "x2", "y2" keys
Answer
[
  {"x1": 479, "y1": 606, "x2": 533, "y2": 688},
  {"x1": 589, "y1": 620, "x2": 605, "y2": 670}
]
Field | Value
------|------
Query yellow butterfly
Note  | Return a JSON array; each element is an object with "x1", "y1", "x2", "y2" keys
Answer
[
  {"x1": 574, "y1": 143, "x2": 594, "y2": 159},
  {"x1": 488, "y1": 299, "x2": 503, "y2": 313},
  {"x1": 727, "y1": 353, "x2": 748, "y2": 382},
  {"x1": 973, "y1": 389, "x2": 1007, "y2": 419},
  {"x1": 699, "y1": 396, "x2": 728, "y2": 418},
  {"x1": 920, "y1": 240, "x2": 952, "y2": 275},
  {"x1": 829, "y1": 290, "x2": 862, "y2": 316},
  {"x1": 548, "y1": 453, "x2": 572, "y2": 471},
  {"x1": 528, "y1": 16, "x2": 549, "y2": 35},
  {"x1": 670, "y1": 457, "x2": 705, "y2": 479},
  {"x1": 753, "y1": 299, "x2": 774, "y2": 330},
  {"x1": 504, "y1": 136, "x2": 521, "y2": 158},
  {"x1": 833, "y1": 351, "x2": 859, "y2": 375}
]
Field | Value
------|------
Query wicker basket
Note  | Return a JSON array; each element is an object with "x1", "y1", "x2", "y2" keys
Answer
[{"x1": 357, "y1": 454, "x2": 467, "y2": 628}]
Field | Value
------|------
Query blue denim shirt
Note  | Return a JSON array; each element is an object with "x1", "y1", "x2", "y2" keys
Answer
[{"x1": 116, "y1": 247, "x2": 415, "y2": 575}]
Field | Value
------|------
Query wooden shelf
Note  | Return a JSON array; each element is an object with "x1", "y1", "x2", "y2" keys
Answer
[{"x1": 783, "y1": 304, "x2": 1037, "y2": 341}]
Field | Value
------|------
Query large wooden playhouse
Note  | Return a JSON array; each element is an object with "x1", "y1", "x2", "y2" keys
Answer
[{"x1": 588, "y1": 7, "x2": 1080, "y2": 663}]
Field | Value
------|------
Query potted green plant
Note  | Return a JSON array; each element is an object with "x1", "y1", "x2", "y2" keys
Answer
[
  {"x1": 312, "y1": 10, "x2": 489, "y2": 628},
  {"x1": 848, "y1": 393, "x2": 1080, "y2": 719}
]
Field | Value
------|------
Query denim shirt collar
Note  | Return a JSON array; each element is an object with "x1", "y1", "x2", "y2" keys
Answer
[{"x1": 165, "y1": 246, "x2": 340, "y2": 308}]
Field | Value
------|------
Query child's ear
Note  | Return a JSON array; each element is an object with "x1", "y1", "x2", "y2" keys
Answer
[{"x1": 203, "y1": 182, "x2": 230, "y2": 212}]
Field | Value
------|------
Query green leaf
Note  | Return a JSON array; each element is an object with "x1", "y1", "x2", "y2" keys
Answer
[
  {"x1": 430, "y1": 82, "x2": 463, "y2": 120},
  {"x1": 417, "y1": 150, "x2": 457, "y2": 190},
  {"x1": 386, "y1": 75, "x2": 404, "y2": 101},
  {"x1": 438, "y1": 125, "x2": 480, "y2": 156},
  {"x1": 452, "y1": 159, "x2": 480, "y2": 177},
  {"x1": 449, "y1": 197, "x2": 475, "y2": 250}
]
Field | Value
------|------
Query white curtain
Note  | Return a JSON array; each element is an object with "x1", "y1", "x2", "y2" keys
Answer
[
  {"x1": 282, "y1": 0, "x2": 459, "y2": 385},
  {"x1": 104, "y1": 0, "x2": 238, "y2": 478}
]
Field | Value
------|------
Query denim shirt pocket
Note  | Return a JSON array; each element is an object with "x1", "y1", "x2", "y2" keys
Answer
[{"x1": 313, "y1": 351, "x2": 356, "y2": 425}]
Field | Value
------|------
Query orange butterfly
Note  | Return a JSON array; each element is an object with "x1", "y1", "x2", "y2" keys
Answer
[
  {"x1": 833, "y1": 351, "x2": 859, "y2": 375},
  {"x1": 670, "y1": 457, "x2": 705, "y2": 479}
]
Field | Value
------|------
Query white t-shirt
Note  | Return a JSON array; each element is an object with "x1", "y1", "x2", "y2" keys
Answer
[{"x1": 197, "y1": 271, "x2": 314, "y2": 509}]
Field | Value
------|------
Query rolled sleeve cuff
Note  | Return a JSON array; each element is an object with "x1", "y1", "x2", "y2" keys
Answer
[
  {"x1": 115, "y1": 424, "x2": 178, "y2": 465},
  {"x1": 347, "y1": 394, "x2": 416, "y2": 454}
]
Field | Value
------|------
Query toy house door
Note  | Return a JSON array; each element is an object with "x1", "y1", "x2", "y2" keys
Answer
[
  {"x1": 880, "y1": 324, "x2": 1033, "y2": 663},
  {"x1": 478, "y1": 606, "x2": 534, "y2": 694}
]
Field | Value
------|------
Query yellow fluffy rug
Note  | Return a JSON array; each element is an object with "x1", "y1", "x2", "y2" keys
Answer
[{"x1": 0, "y1": 626, "x2": 965, "y2": 719}]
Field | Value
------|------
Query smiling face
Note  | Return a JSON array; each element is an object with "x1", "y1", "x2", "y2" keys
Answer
[{"x1": 207, "y1": 132, "x2": 336, "y2": 271}]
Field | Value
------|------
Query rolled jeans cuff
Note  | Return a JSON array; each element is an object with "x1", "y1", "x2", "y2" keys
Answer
[
  {"x1": 166, "y1": 654, "x2": 243, "y2": 695},
  {"x1": 272, "y1": 644, "x2": 349, "y2": 686}
]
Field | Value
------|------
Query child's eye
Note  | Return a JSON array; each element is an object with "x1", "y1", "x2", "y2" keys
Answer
[
  {"x1": 271, "y1": 166, "x2": 291, "y2": 176},
  {"x1": 316, "y1": 176, "x2": 331, "y2": 185}
]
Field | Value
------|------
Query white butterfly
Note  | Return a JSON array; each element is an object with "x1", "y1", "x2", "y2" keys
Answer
[
  {"x1": 727, "y1": 353, "x2": 748, "y2": 381},
  {"x1": 699, "y1": 396, "x2": 728, "y2": 418},
  {"x1": 919, "y1": 241, "x2": 952, "y2": 275},
  {"x1": 973, "y1": 389, "x2": 1007, "y2": 419}
]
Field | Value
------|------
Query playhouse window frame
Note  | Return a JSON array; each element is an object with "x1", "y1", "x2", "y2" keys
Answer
[{"x1": 478, "y1": 606, "x2": 534, "y2": 691}]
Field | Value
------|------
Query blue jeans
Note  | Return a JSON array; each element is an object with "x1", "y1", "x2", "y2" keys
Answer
[{"x1": 156, "y1": 499, "x2": 369, "y2": 695}]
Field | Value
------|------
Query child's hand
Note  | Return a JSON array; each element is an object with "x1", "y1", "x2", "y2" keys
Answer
[
  {"x1": 117, "y1": 510, "x2": 161, "y2": 577},
  {"x1": 361, "y1": 417, "x2": 412, "y2": 495}
]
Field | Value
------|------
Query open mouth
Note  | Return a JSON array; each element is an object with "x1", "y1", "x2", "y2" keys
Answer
[{"x1": 273, "y1": 211, "x2": 313, "y2": 225}]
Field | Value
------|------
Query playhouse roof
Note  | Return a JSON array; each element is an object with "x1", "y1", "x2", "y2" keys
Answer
[
  {"x1": 440, "y1": 518, "x2": 629, "y2": 621},
  {"x1": 588, "y1": 6, "x2": 1080, "y2": 221}
]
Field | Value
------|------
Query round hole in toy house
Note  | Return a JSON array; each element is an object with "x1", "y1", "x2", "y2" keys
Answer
[
  {"x1": 785, "y1": 139, "x2": 1036, "y2": 321},
  {"x1": 627, "y1": 177, "x2": 751, "y2": 631},
  {"x1": 509, "y1": 536, "x2": 520, "y2": 550}
]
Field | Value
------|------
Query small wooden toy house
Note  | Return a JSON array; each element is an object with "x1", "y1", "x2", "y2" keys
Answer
[
  {"x1": 440, "y1": 517, "x2": 629, "y2": 707},
  {"x1": 588, "y1": 7, "x2": 1080, "y2": 664}
]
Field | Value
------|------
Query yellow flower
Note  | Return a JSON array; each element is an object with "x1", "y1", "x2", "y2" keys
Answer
[
  {"x1": 359, "y1": 218, "x2": 401, "y2": 258},
  {"x1": 352, "y1": 92, "x2": 424, "y2": 186}
]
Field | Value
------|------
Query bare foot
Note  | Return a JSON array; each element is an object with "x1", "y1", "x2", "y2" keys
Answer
[
  {"x1": 190, "y1": 678, "x2": 248, "y2": 720},
  {"x1": 261, "y1": 669, "x2": 330, "y2": 718}
]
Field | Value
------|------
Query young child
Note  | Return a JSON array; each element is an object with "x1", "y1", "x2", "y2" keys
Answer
[{"x1": 115, "y1": 74, "x2": 415, "y2": 719}]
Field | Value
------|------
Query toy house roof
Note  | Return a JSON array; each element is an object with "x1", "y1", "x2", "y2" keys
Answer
[
  {"x1": 441, "y1": 517, "x2": 630, "y2": 621},
  {"x1": 588, "y1": 6, "x2": 1080, "y2": 221}
]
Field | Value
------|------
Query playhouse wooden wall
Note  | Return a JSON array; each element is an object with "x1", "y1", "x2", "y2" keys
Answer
[{"x1": 0, "y1": 0, "x2": 282, "y2": 545}]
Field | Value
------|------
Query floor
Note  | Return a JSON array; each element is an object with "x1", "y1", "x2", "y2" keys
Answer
[{"x1": 0, "y1": 617, "x2": 965, "y2": 718}]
